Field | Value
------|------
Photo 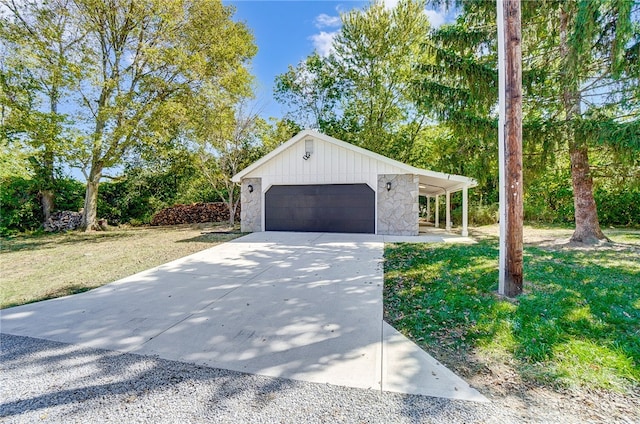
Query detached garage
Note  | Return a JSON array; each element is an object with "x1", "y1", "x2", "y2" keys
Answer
[{"x1": 232, "y1": 130, "x2": 477, "y2": 236}]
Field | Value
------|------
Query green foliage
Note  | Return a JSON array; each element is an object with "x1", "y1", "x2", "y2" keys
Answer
[
  {"x1": 0, "y1": 162, "x2": 226, "y2": 233},
  {"x1": 0, "y1": 138, "x2": 31, "y2": 180},
  {"x1": 52, "y1": 178, "x2": 85, "y2": 212},
  {"x1": 274, "y1": 53, "x2": 342, "y2": 130},
  {"x1": 97, "y1": 161, "x2": 208, "y2": 225},
  {"x1": 447, "y1": 198, "x2": 500, "y2": 227},
  {"x1": 384, "y1": 239, "x2": 640, "y2": 391},
  {"x1": 174, "y1": 173, "x2": 223, "y2": 205},
  {"x1": 524, "y1": 169, "x2": 575, "y2": 224},
  {"x1": 469, "y1": 203, "x2": 499, "y2": 226},
  {"x1": 410, "y1": 125, "x2": 498, "y2": 197},
  {"x1": 2, "y1": 0, "x2": 258, "y2": 230},
  {"x1": 0, "y1": 176, "x2": 84, "y2": 235},
  {"x1": 412, "y1": 0, "x2": 639, "y2": 238},
  {"x1": 275, "y1": 0, "x2": 432, "y2": 161},
  {"x1": 0, "y1": 177, "x2": 41, "y2": 235},
  {"x1": 1, "y1": 0, "x2": 84, "y2": 220},
  {"x1": 257, "y1": 118, "x2": 302, "y2": 153},
  {"x1": 594, "y1": 185, "x2": 640, "y2": 226}
]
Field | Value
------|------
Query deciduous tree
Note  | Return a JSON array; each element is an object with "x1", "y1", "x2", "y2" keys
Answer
[
  {"x1": 189, "y1": 98, "x2": 264, "y2": 226},
  {"x1": 72, "y1": 0, "x2": 256, "y2": 230},
  {"x1": 1, "y1": 0, "x2": 84, "y2": 220},
  {"x1": 274, "y1": 53, "x2": 342, "y2": 131},
  {"x1": 275, "y1": 0, "x2": 432, "y2": 161}
]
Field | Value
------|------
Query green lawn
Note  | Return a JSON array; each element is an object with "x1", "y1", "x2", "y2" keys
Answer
[
  {"x1": 384, "y1": 229, "x2": 639, "y2": 394},
  {"x1": 0, "y1": 224, "x2": 241, "y2": 309}
]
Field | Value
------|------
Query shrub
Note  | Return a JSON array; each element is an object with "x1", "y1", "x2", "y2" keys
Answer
[
  {"x1": 0, "y1": 177, "x2": 41, "y2": 235},
  {"x1": 595, "y1": 186, "x2": 640, "y2": 226},
  {"x1": 0, "y1": 177, "x2": 84, "y2": 235}
]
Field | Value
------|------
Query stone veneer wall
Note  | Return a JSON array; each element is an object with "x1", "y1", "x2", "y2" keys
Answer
[
  {"x1": 240, "y1": 178, "x2": 262, "y2": 232},
  {"x1": 377, "y1": 174, "x2": 419, "y2": 235}
]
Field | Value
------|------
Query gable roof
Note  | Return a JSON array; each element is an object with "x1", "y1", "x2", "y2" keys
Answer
[{"x1": 232, "y1": 130, "x2": 477, "y2": 195}]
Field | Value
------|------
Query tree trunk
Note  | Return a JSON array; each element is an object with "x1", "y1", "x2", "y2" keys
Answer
[
  {"x1": 569, "y1": 143, "x2": 608, "y2": 243},
  {"x1": 228, "y1": 188, "x2": 235, "y2": 226},
  {"x1": 40, "y1": 81, "x2": 60, "y2": 224},
  {"x1": 560, "y1": 7, "x2": 608, "y2": 244},
  {"x1": 81, "y1": 167, "x2": 102, "y2": 231},
  {"x1": 40, "y1": 146, "x2": 56, "y2": 222},
  {"x1": 41, "y1": 190, "x2": 55, "y2": 221}
]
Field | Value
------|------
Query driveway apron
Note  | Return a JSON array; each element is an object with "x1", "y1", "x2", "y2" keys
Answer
[{"x1": 0, "y1": 232, "x2": 485, "y2": 402}]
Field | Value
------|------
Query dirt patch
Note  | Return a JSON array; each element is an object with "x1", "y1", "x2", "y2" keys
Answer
[
  {"x1": 472, "y1": 357, "x2": 639, "y2": 422},
  {"x1": 424, "y1": 344, "x2": 640, "y2": 423},
  {"x1": 471, "y1": 224, "x2": 640, "y2": 253}
]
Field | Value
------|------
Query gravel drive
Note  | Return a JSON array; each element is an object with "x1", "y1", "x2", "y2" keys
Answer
[{"x1": 0, "y1": 333, "x2": 617, "y2": 423}]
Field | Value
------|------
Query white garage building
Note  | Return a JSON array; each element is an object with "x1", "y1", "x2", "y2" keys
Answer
[{"x1": 232, "y1": 130, "x2": 476, "y2": 236}]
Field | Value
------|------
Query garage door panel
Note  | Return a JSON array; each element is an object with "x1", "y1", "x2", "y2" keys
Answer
[{"x1": 265, "y1": 184, "x2": 375, "y2": 234}]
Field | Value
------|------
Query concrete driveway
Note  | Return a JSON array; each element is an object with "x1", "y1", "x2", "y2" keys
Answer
[{"x1": 0, "y1": 231, "x2": 484, "y2": 402}]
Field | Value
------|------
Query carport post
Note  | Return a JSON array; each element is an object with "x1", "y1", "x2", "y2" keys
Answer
[
  {"x1": 462, "y1": 186, "x2": 469, "y2": 237},
  {"x1": 426, "y1": 196, "x2": 430, "y2": 222},
  {"x1": 445, "y1": 191, "x2": 451, "y2": 231},
  {"x1": 435, "y1": 195, "x2": 440, "y2": 228}
]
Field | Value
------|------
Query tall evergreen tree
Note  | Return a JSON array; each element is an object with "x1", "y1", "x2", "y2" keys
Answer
[{"x1": 416, "y1": 0, "x2": 639, "y2": 243}]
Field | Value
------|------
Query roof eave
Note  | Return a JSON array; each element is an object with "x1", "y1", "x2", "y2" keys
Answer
[{"x1": 231, "y1": 130, "x2": 315, "y2": 182}]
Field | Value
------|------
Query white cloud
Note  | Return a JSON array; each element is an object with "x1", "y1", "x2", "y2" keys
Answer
[
  {"x1": 314, "y1": 13, "x2": 341, "y2": 28},
  {"x1": 380, "y1": 1, "x2": 449, "y2": 28},
  {"x1": 425, "y1": 8, "x2": 446, "y2": 28},
  {"x1": 310, "y1": 31, "x2": 338, "y2": 57},
  {"x1": 381, "y1": 0, "x2": 400, "y2": 10}
]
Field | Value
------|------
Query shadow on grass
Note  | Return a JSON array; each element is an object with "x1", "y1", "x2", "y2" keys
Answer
[
  {"x1": 2, "y1": 285, "x2": 96, "y2": 309},
  {"x1": 384, "y1": 240, "x2": 640, "y2": 391},
  {"x1": 174, "y1": 232, "x2": 245, "y2": 244},
  {"x1": 1, "y1": 231, "x2": 135, "y2": 253}
]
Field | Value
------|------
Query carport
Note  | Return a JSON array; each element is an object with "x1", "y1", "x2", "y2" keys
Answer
[{"x1": 232, "y1": 130, "x2": 477, "y2": 236}]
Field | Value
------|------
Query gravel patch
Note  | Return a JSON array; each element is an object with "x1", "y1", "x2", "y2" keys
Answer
[{"x1": 0, "y1": 333, "x2": 616, "y2": 423}]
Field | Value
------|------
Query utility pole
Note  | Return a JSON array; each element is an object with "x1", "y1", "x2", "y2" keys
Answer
[{"x1": 497, "y1": 0, "x2": 523, "y2": 297}]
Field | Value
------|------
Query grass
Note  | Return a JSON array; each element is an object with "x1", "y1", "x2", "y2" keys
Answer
[
  {"x1": 384, "y1": 227, "x2": 640, "y2": 394},
  {"x1": 0, "y1": 223, "x2": 242, "y2": 309}
]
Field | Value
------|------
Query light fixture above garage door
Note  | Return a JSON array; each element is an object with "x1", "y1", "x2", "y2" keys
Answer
[{"x1": 303, "y1": 138, "x2": 314, "y2": 160}]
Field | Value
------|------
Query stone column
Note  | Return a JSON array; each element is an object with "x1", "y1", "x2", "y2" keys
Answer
[
  {"x1": 240, "y1": 178, "x2": 262, "y2": 232},
  {"x1": 377, "y1": 174, "x2": 419, "y2": 235}
]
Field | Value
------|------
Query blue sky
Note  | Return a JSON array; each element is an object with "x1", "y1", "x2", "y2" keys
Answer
[{"x1": 225, "y1": 0, "x2": 454, "y2": 119}]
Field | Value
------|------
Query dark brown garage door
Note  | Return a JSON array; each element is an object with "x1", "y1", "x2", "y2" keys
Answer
[{"x1": 265, "y1": 184, "x2": 375, "y2": 233}]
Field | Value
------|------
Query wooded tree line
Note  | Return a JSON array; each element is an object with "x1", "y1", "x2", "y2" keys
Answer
[
  {"x1": 2, "y1": 0, "x2": 639, "y2": 240},
  {"x1": 276, "y1": 0, "x2": 639, "y2": 242},
  {"x1": 1, "y1": 0, "x2": 299, "y2": 233}
]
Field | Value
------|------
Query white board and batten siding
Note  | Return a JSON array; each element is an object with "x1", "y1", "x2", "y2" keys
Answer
[
  {"x1": 241, "y1": 135, "x2": 407, "y2": 192},
  {"x1": 232, "y1": 130, "x2": 477, "y2": 236}
]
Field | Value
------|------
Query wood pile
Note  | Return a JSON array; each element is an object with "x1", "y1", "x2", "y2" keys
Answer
[
  {"x1": 44, "y1": 211, "x2": 83, "y2": 232},
  {"x1": 151, "y1": 203, "x2": 240, "y2": 226}
]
